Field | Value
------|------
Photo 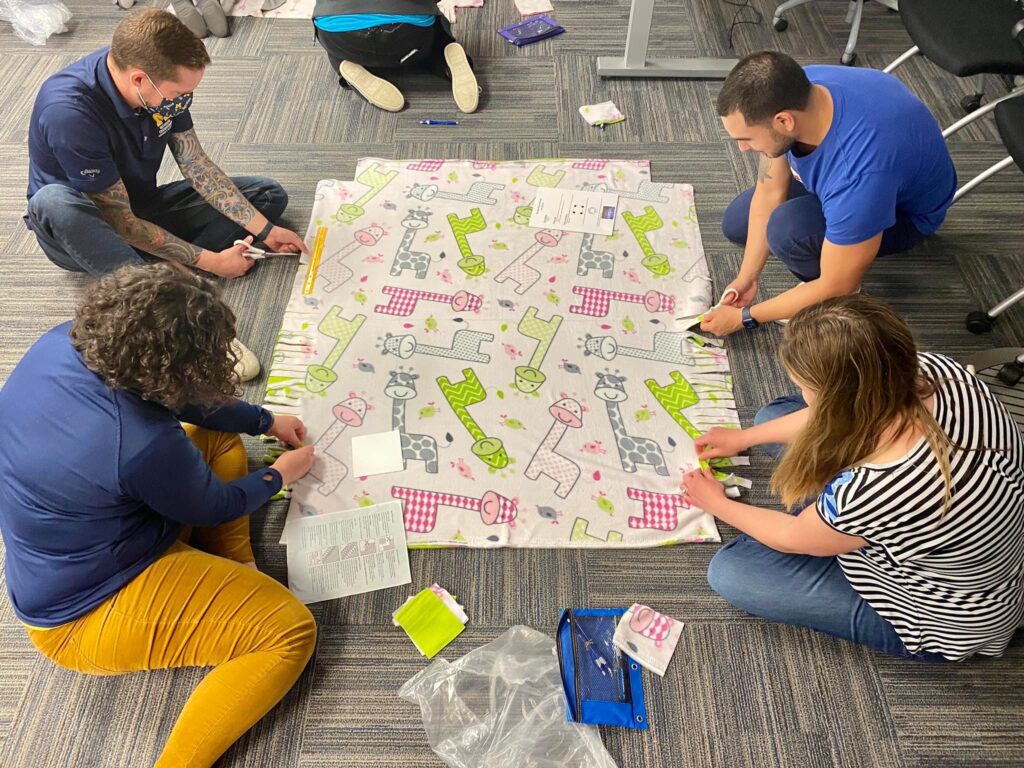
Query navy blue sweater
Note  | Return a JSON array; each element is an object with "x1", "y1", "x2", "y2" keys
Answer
[{"x1": 0, "y1": 323, "x2": 282, "y2": 627}]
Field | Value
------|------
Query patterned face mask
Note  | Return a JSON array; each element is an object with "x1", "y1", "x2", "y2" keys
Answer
[{"x1": 135, "y1": 73, "x2": 193, "y2": 119}]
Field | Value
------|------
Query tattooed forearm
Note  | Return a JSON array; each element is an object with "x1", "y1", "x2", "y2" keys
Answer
[
  {"x1": 757, "y1": 155, "x2": 773, "y2": 183},
  {"x1": 169, "y1": 128, "x2": 259, "y2": 229},
  {"x1": 87, "y1": 181, "x2": 202, "y2": 266}
]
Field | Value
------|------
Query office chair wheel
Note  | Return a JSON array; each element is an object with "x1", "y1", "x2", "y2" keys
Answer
[
  {"x1": 965, "y1": 310, "x2": 995, "y2": 334},
  {"x1": 997, "y1": 361, "x2": 1023, "y2": 387},
  {"x1": 773, "y1": 18, "x2": 788, "y2": 32},
  {"x1": 959, "y1": 94, "x2": 983, "y2": 113},
  {"x1": 841, "y1": 52, "x2": 858, "y2": 66}
]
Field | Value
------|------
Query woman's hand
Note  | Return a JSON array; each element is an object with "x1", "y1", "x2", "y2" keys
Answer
[
  {"x1": 272, "y1": 445, "x2": 315, "y2": 486},
  {"x1": 694, "y1": 427, "x2": 748, "y2": 460},
  {"x1": 266, "y1": 414, "x2": 307, "y2": 447},
  {"x1": 680, "y1": 466, "x2": 728, "y2": 512}
]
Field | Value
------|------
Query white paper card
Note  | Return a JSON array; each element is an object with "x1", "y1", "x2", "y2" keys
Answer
[
  {"x1": 351, "y1": 430, "x2": 405, "y2": 477},
  {"x1": 529, "y1": 187, "x2": 619, "y2": 236},
  {"x1": 285, "y1": 501, "x2": 411, "y2": 604}
]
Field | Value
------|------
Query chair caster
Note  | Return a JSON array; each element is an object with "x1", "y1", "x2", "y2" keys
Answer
[
  {"x1": 959, "y1": 93, "x2": 983, "y2": 113},
  {"x1": 997, "y1": 361, "x2": 1023, "y2": 387},
  {"x1": 773, "y1": 18, "x2": 788, "y2": 32},
  {"x1": 965, "y1": 310, "x2": 995, "y2": 334},
  {"x1": 841, "y1": 52, "x2": 858, "y2": 66}
]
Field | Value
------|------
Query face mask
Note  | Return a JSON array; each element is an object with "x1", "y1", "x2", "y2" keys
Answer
[{"x1": 135, "y1": 74, "x2": 193, "y2": 119}]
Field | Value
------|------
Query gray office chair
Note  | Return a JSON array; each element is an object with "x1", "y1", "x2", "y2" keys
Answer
[{"x1": 773, "y1": 0, "x2": 898, "y2": 66}]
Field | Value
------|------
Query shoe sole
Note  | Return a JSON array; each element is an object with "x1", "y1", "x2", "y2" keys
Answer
[
  {"x1": 444, "y1": 43, "x2": 479, "y2": 114},
  {"x1": 339, "y1": 61, "x2": 405, "y2": 112}
]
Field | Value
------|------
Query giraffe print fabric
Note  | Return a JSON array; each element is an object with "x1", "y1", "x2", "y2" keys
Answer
[{"x1": 267, "y1": 159, "x2": 748, "y2": 547}]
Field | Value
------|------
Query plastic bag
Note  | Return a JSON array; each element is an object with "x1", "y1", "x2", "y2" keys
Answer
[
  {"x1": 399, "y1": 626, "x2": 618, "y2": 768},
  {"x1": 0, "y1": 0, "x2": 72, "y2": 46}
]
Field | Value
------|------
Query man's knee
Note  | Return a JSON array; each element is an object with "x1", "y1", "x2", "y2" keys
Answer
[
  {"x1": 28, "y1": 184, "x2": 90, "y2": 225},
  {"x1": 721, "y1": 190, "x2": 753, "y2": 245},
  {"x1": 249, "y1": 179, "x2": 288, "y2": 222}
]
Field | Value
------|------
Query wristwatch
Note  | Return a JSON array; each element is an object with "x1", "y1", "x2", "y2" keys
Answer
[
  {"x1": 255, "y1": 219, "x2": 275, "y2": 244},
  {"x1": 741, "y1": 306, "x2": 760, "y2": 330}
]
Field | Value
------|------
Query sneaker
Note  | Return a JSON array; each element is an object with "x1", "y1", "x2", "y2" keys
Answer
[
  {"x1": 195, "y1": 0, "x2": 230, "y2": 37},
  {"x1": 339, "y1": 61, "x2": 405, "y2": 112},
  {"x1": 444, "y1": 43, "x2": 479, "y2": 114},
  {"x1": 170, "y1": 0, "x2": 207, "y2": 37},
  {"x1": 231, "y1": 339, "x2": 261, "y2": 383}
]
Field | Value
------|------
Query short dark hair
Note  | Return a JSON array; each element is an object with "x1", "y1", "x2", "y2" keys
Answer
[
  {"x1": 71, "y1": 264, "x2": 238, "y2": 411},
  {"x1": 110, "y1": 9, "x2": 211, "y2": 83},
  {"x1": 716, "y1": 51, "x2": 812, "y2": 124}
]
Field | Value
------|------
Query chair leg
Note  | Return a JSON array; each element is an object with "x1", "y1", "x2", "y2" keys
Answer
[
  {"x1": 943, "y1": 86, "x2": 1024, "y2": 139},
  {"x1": 883, "y1": 44, "x2": 920, "y2": 74},
  {"x1": 952, "y1": 156, "x2": 1015, "y2": 203},
  {"x1": 988, "y1": 287, "x2": 1024, "y2": 320},
  {"x1": 773, "y1": 0, "x2": 817, "y2": 30},
  {"x1": 841, "y1": 0, "x2": 864, "y2": 65}
]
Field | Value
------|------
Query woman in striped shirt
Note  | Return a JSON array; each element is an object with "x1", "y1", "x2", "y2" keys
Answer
[{"x1": 683, "y1": 294, "x2": 1024, "y2": 661}]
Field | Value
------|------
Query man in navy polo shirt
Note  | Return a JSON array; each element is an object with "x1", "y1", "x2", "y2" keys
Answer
[
  {"x1": 25, "y1": 8, "x2": 307, "y2": 281},
  {"x1": 701, "y1": 51, "x2": 957, "y2": 335}
]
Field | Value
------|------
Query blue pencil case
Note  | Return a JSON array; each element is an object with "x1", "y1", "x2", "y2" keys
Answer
[{"x1": 556, "y1": 608, "x2": 649, "y2": 730}]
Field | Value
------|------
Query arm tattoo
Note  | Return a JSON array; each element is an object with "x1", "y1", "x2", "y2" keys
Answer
[
  {"x1": 170, "y1": 128, "x2": 258, "y2": 229},
  {"x1": 757, "y1": 155, "x2": 773, "y2": 183},
  {"x1": 88, "y1": 181, "x2": 202, "y2": 266}
]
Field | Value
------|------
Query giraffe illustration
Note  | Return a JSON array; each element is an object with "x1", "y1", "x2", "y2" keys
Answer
[
  {"x1": 583, "y1": 331, "x2": 697, "y2": 367},
  {"x1": 407, "y1": 181, "x2": 505, "y2": 206},
  {"x1": 513, "y1": 306, "x2": 563, "y2": 393},
  {"x1": 513, "y1": 164, "x2": 568, "y2": 224},
  {"x1": 447, "y1": 208, "x2": 488, "y2": 276},
  {"x1": 305, "y1": 308, "x2": 367, "y2": 394},
  {"x1": 384, "y1": 370, "x2": 439, "y2": 473},
  {"x1": 593, "y1": 372, "x2": 669, "y2": 476},
  {"x1": 307, "y1": 398, "x2": 367, "y2": 496},
  {"x1": 644, "y1": 371, "x2": 702, "y2": 440},
  {"x1": 334, "y1": 162, "x2": 399, "y2": 225},
  {"x1": 390, "y1": 209, "x2": 432, "y2": 279},
  {"x1": 524, "y1": 398, "x2": 584, "y2": 498},
  {"x1": 320, "y1": 225, "x2": 384, "y2": 293},
  {"x1": 623, "y1": 206, "x2": 671, "y2": 276},
  {"x1": 570, "y1": 517, "x2": 624, "y2": 544},
  {"x1": 576, "y1": 232, "x2": 616, "y2": 279},
  {"x1": 493, "y1": 229, "x2": 563, "y2": 295},
  {"x1": 437, "y1": 368, "x2": 508, "y2": 469},
  {"x1": 382, "y1": 330, "x2": 492, "y2": 364}
]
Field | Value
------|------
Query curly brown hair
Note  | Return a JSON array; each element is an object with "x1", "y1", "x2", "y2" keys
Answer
[{"x1": 71, "y1": 264, "x2": 239, "y2": 411}]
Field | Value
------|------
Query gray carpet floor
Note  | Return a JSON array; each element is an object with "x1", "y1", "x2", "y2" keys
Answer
[{"x1": 1, "y1": 0, "x2": 1023, "y2": 766}]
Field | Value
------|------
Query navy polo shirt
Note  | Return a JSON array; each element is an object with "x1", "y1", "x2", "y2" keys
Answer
[
  {"x1": 0, "y1": 323, "x2": 282, "y2": 628},
  {"x1": 26, "y1": 47, "x2": 193, "y2": 204}
]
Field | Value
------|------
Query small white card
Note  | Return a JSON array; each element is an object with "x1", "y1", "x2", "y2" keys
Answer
[
  {"x1": 529, "y1": 187, "x2": 619, "y2": 236},
  {"x1": 351, "y1": 430, "x2": 405, "y2": 477}
]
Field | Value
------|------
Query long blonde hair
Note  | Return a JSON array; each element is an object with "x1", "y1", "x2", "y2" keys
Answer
[{"x1": 771, "y1": 295, "x2": 952, "y2": 510}]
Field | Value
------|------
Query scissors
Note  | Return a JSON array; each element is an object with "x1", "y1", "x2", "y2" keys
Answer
[
  {"x1": 676, "y1": 287, "x2": 740, "y2": 330},
  {"x1": 233, "y1": 239, "x2": 300, "y2": 260}
]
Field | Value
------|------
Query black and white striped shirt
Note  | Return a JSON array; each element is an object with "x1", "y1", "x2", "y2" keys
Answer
[{"x1": 817, "y1": 354, "x2": 1024, "y2": 661}]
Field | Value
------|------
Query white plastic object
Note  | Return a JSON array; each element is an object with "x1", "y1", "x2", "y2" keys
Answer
[{"x1": 0, "y1": 0, "x2": 71, "y2": 46}]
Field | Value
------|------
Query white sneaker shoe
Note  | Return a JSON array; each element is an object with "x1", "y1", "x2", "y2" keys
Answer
[
  {"x1": 444, "y1": 43, "x2": 479, "y2": 114},
  {"x1": 231, "y1": 339, "x2": 260, "y2": 383},
  {"x1": 339, "y1": 61, "x2": 405, "y2": 112}
]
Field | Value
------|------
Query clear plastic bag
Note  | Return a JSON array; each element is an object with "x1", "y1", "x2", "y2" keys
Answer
[
  {"x1": 399, "y1": 626, "x2": 618, "y2": 768},
  {"x1": 0, "y1": 0, "x2": 72, "y2": 46}
]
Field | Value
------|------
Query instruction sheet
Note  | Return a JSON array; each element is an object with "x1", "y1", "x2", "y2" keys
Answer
[
  {"x1": 529, "y1": 186, "x2": 619, "y2": 235},
  {"x1": 285, "y1": 501, "x2": 411, "y2": 604}
]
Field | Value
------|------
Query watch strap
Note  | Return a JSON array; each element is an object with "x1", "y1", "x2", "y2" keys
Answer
[
  {"x1": 255, "y1": 219, "x2": 274, "y2": 244},
  {"x1": 741, "y1": 305, "x2": 760, "y2": 330}
]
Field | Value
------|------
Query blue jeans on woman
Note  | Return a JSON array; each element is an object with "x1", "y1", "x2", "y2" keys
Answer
[
  {"x1": 26, "y1": 177, "x2": 288, "y2": 276},
  {"x1": 721, "y1": 181, "x2": 925, "y2": 282},
  {"x1": 707, "y1": 394, "x2": 948, "y2": 662}
]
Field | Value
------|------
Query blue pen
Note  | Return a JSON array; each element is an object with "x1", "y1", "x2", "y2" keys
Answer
[{"x1": 420, "y1": 119, "x2": 458, "y2": 126}]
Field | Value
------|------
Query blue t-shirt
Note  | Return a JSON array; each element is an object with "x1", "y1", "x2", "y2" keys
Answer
[
  {"x1": 0, "y1": 324, "x2": 283, "y2": 628},
  {"x1": 26, "y1": 47, "x2": 193, "y2": 204},
  {"x1": 788, "y1": 65, "x2": 957, "y2": 245},
  {"x1": 314, "y1": 13, "x2": 434, "y2": 32}
]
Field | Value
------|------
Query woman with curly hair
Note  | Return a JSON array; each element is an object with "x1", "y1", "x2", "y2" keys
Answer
[
  {"x1": 0, "y1": 264, "x2": 317, "y2": 767},
  {"x1": 683, "y1": 294, "x2": 1024, "y2": 662}
]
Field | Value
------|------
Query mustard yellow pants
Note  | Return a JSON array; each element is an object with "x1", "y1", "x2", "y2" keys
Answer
[{"x1": 25, "y1": 426, "x2": 317, "y2": 768}]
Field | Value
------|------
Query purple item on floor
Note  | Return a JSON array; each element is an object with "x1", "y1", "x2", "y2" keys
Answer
[{"x1": 498, "y1": 15, "x2": 564, "y2": 46}]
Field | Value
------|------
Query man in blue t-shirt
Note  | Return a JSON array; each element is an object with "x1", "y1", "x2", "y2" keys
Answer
[
  {"x1": 702, "y1": 51, "x2": 956, "y2": 335},
  {"x1": 26, "y1": 9, "x2": 308, "y2": 282}
]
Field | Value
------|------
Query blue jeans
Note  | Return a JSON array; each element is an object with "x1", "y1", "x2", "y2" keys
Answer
[
  {"x1": 721, "y1": 181, "x2": 926, "y2": 282},
  {"x1": 26, "y1": 177, "x2": 288, "y2": 276},
  {"x1": 707, "y1": 394, "x2": 948, "y2": 662}
]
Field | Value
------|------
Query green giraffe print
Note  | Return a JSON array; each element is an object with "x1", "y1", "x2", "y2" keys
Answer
[
  {"x1": 623, "y1": 206, "x2": 671, "y2": 276},
  {"x1": 514, "y1": 306, "x2": 563, "y2": 393},
  {"x1": 570, "y1": 517, "x2": 624, "y2": 543},
  {"x1": 305, "y1": 307, "x2": 367, "y2": 394},
  {"x1": 513, "y1": 164, "x2": 568, "y2": 224},
  {"x1": 446, "y1": 208, "x2": 488, "y2": 276},
  {"x1": 436, "y1": 367, "x2": 509, "y2": 469},
  {"x1": 334, "y1": 163, "x2": 399, "y2": 225},
  {"x1": 644, "y1": 370, "x2": 701, "y2": 440}
]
